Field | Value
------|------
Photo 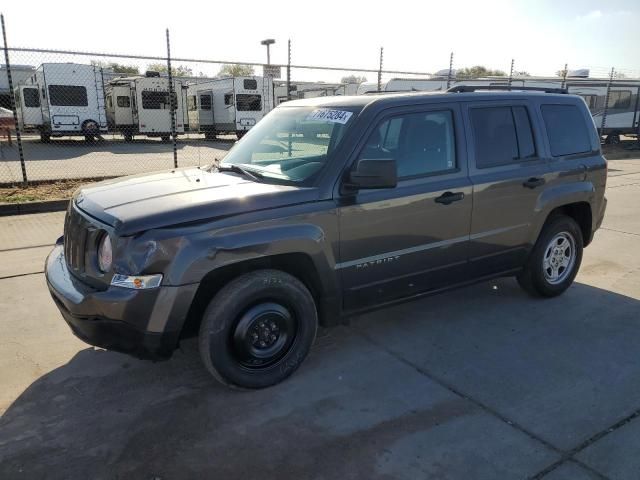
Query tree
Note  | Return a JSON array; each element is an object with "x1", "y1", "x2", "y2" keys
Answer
[
  {"x1": 341, "y1": 75, "x2": 367, "y2": 84},
  {"x1": 146, "y1": 63, "x2": 194, "y2": 77},
  {"x1": 91, "y1": 60, "x2": 139, "y2": 75},
  {"x1": 556, "y1": 69, "x2": 568, "y2": 78},
  {"x1": 217, "y1": 64, "x2": 255, "y2": 77},
  {"x1": 456, "y1": 66, "x2": 506, "y2": 79}
]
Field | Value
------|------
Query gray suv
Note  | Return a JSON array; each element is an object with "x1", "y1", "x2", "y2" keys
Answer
[{"x1": 46, "y1": 87, "x2": 607, "y2": 388}]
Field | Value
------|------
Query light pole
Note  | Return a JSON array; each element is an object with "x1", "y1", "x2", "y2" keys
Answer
[{"x1": 261, "y1": 39, "x2": 275, "y2": 65}]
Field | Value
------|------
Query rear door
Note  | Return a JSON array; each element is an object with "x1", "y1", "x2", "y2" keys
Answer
[
  {"x1": 463, "y1": 99, "x2": 553, "y2": 276},
  {"x1": 19, "y1": 86, "x2": 43, "y2": 126},
  {"x1": 337, "y1": 103, "x2": 473, "y2": 311}
]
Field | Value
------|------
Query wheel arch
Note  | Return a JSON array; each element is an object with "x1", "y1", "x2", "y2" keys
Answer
[
  {"x1": 535, "y1": 182, "x2": 596, "y2": 247},
  {"x1": 180, "y1": 252, "x2": 339, "y2": 340}
]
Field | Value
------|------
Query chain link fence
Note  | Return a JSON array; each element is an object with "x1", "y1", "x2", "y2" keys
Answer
[{"x1": 2, "y1": 17, "x2": 639, "y2": 185}]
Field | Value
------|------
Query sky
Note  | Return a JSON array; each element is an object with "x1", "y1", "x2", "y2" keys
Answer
[{"x1": 2, "y1": 0, "x2": 639, "y2": 82}]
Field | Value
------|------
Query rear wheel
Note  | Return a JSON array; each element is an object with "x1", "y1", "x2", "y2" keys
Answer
[
  {"x1": 198, "y1": 269, "x2": 317, "y2": 389},
  {"x1": 517, "y1": 215, "x2": 583, "y2": 297}
]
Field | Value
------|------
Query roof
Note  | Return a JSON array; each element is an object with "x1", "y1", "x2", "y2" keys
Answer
[{"x1": 279, "y1": 90, "x2": 576, "y2": 109}]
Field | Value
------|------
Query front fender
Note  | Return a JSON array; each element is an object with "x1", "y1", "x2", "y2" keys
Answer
[{"x1": 165, "y1": 219, "x2": 339, "y2": 297}]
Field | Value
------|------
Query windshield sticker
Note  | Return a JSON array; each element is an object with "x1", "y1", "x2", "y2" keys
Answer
[{"x1": 306, "y1": 109, "x2": 353, "y2": 124}]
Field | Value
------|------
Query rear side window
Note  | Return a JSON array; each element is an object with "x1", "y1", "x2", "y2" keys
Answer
[
  {"x1": 48, "y1": 85, "x2": 88, "y2": 107},
  {"x1": 541, "y1": 104, "x2": 592, "y2": 157},
  {"x1": 471, "y1": 106, "x2": 536, "y2": 168},
  {"x1": 607, "y1": 91, "x2": 631, "y2": 109}
]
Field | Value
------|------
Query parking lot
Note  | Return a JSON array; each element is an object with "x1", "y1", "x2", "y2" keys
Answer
[
  {"x1": 0, "y1": 156, "x2": 638, "y2": 479},
  {"x1": 0, "y1": 135, "x2": 233, "y2": 183}
]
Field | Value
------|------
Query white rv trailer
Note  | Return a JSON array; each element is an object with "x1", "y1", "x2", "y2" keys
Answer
[
  {"x1": 455, "y1": 75, "x2": 640, "y2": 142},
  {"x1": 105, "y1": 73, "x2": 185, "y2": 141},
  {"x1": 14, "y1": 63, "x2": 107, "y2": 142},
  {"x1": 356, "y1": 77, "x2": 449, "y2": 95},
  {"x1": 186, "y1": 76, "x2": 273, "y2": 139},
  {"x1": 273, "y1": 81, "x2": 345, "y2": 105},
  {"x1": 565, "y1": 80, "x2": 640, "y2": 142}
]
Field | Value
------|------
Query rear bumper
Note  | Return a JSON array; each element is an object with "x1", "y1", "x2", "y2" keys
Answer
[{"x1": 45, "y1": 244, "x2": 198, "y2": 360}]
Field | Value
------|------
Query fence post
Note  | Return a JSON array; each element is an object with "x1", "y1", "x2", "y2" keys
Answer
[
  {"x1": 561, "y1": 63, "x2": 568, "y2": 90},
  {"x1": 1, "y1": 14, "x2": 27, "y2": 184},
  {"x1": 165, "y1": 28, "x2": 178, "y2": 169},
  {"x1": 600, "y1": 67, "x2": 615, "y2": 141},
  {"x1": 446, "y1": 51, "x2": 454, "y2": 89},
  {"x1": 507, "y1": 58, "x2": 515, "y2": 87},
  {"x1": 286, "y1": 39, "x2": 291, "y2": 101},
  {"x1": 377, "y1": 47, "x2": 384, "y2": 92}
]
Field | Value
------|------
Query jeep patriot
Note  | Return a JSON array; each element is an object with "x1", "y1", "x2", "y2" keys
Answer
[{"x1": 46, "y1": 87, "x2": 607, "y2": 388}]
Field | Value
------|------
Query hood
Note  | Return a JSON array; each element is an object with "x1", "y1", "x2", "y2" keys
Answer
[{"x1": 75, "y1": 167, "x2": 318, "y2": 236}]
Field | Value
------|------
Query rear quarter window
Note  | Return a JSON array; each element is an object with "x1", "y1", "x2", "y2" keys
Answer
[{"x1": 541, "y1": 104, "x2": 592, "y2": 157}]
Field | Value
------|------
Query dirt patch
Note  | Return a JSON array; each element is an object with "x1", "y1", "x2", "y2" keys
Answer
[{"x1": 0, "y1": 178, "x2": 109, "y2": 204}]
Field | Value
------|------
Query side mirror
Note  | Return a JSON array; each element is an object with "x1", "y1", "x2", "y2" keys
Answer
[{"x1": 348, "y1": 158, "x2": 397, "y2": 189}]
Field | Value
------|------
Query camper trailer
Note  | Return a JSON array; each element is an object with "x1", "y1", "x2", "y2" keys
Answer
[
  {"x1": 455, "y1": 74, "x2": 640, "y2": 143},
  {"x1": 566, "y1": 81, "x2": 640, "y2": 143},
  {"x1": 106, "y1": 73, "x2": 185, "y2": 141},
  {"x1": 15, "y1": 63, "x2": 107, "y2": 142},
  {"x1": 185, "y1": 76, "x2": 273, "y2": 139},
  {"x1": 356, "y1": 78, "x2": 449, "y2": 94}
]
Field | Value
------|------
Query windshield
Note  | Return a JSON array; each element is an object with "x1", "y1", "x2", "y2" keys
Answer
[{"x1": 221, "y1": 106, "x2": 359, "y2": 183}]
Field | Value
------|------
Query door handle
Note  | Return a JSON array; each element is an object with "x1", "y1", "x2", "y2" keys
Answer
[
  {"x1": 523, "y1": 177, "x2": 546, "y2": 189},
  {"x1": 435, "y1": 191, "x2": 465, "y2": 205}
]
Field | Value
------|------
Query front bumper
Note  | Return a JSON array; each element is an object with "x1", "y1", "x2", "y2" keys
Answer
[{"x1": 45, "y1": 244, "x2": 198, "y2": 360}]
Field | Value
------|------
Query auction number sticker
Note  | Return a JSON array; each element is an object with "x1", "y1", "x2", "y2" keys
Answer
[{"x1": 306, "y1": 109, "x2": 353, "y2": 124}]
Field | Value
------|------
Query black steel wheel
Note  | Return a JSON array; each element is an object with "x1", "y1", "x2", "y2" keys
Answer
[{"x1": 199, "y1": 269, "x2": 317, "y2": 389}]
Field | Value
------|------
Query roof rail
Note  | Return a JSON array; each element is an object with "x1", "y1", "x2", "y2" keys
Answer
[{"x1": 447, "y1": 85, "x2": 568, "y2": 94}]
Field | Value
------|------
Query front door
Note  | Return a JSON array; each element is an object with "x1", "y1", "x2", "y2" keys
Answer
[{"x1": 337, "y1": 104, "x2": 472, "y2": 311}]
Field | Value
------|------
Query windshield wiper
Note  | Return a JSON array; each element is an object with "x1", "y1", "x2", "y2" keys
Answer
[{"x1": 217, "y1": 164, "x2": 263, "y2": 182}]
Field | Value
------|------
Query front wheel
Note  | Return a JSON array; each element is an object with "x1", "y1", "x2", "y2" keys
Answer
[
  {"x1": 517, "y1": 215, "x2": 583, "y2": 297},
  {"x1": 198, "y1": 269, "x2": 318, "y2": 389}
]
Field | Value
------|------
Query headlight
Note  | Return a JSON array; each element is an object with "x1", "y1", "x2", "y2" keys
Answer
[{"x1": 97, "y1": 234, "x2": 113, "y2": 272}]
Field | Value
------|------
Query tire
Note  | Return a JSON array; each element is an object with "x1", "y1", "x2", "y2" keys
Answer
[
  {"x1": 236, "y1": 131, "x2": 246, "y2": 140},
  {"x1": 198, "y1": 269, "x2": 318, "y2": 389},
  {"x1": 605, "y1": 133, "x2": 621, "y2": 145},
  {"x1": 517, "y1": 215, "x2": 583, "y2": 297},
  {"x1": 161, "y1": 135, "x2": 170, "y2": 143},
  {"x1": 123, "y1": 133, "x2": 133, "y2": 142},
  {"x1": 40, "y1": 132, "x2": 51, "y2": 143},
  {"x1": 204, "y1": 131, "x2": 217, "y2": 140}
]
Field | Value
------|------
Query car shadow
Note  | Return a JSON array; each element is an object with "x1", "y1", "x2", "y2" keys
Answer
[{"x1": 1, "y1": 279, "x2": 639, "y2": 479}]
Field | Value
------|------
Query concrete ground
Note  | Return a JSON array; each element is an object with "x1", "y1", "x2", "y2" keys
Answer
[{"x1": 0, "y1": 157, "x2": 639, "y2": 479}]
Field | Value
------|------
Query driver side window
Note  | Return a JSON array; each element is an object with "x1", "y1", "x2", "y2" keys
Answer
[{"x1": 359, "y1": 110, "x2": 457, "y2": 178}]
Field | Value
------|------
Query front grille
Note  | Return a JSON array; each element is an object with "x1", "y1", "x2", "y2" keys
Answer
[{"x1": 64, "y1": 204, "x2": 90, "y2": 275}]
